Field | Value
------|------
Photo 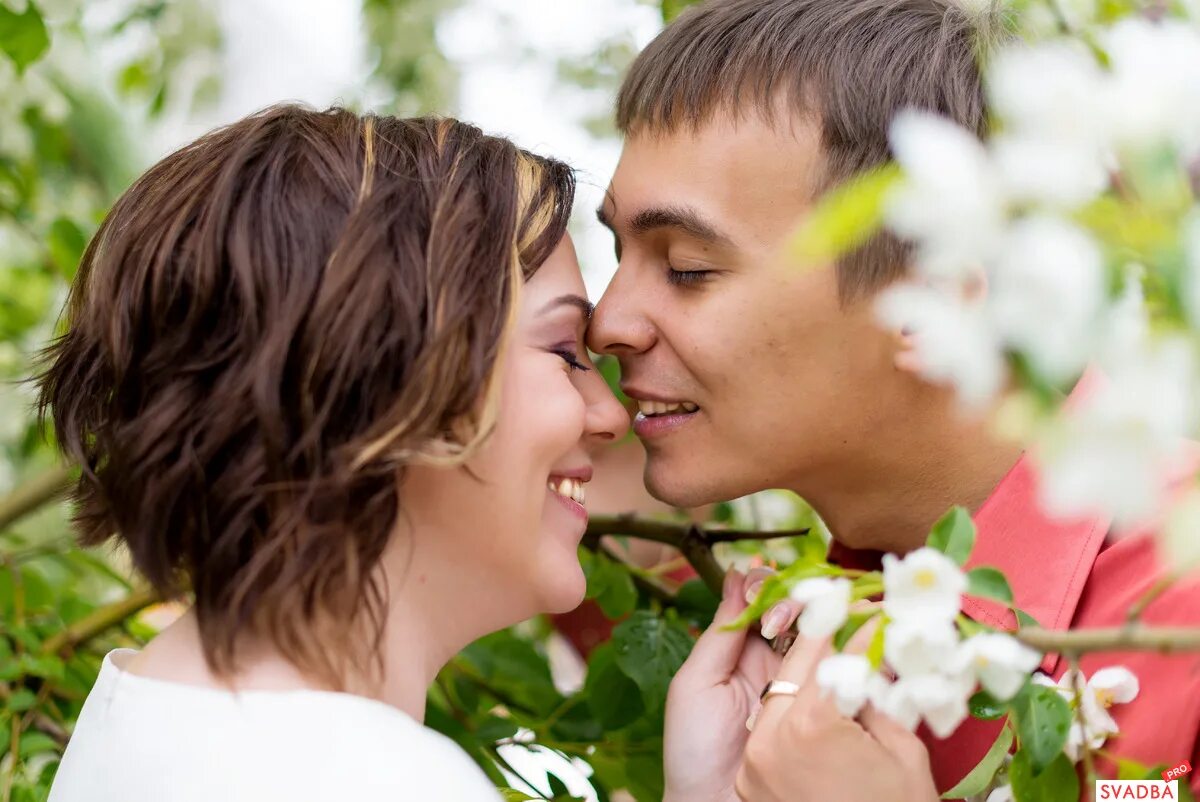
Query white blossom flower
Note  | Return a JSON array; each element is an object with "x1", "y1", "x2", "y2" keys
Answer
[
  {"x1": 1034, "y1": 667, "x2": 1139, "y2": 761},
  {"x1": 986, "y1": 785, "x2": 1015, "y2": 802},
  {"x1": 882, "y1": 547, "x2": 968, "y2": 624},
  {"x1": 1039, "y1": 337, "x2": 1199, "y2": 529},
  {"x1": 816, "y1": 654, "x2": 877, "y2": 717},
  {"x1": 990, "y1": 134, "x2": 1109, "y2": 209},
  {"x1": 1183, "y1": 212, "x2": 1200, "y2": 329},
  {"x1": 884, "y1": 617, "x2": 960, "y2": 678},
  {"x1": 1104, "y1": 19, "x2": 1200, "y2": 157},
  {"x1": 987, "y1": 41, "x2": 1110, "y2": 207},
  {"x1": 886, "y1": 111, "x2": 1007, "y2": 280},
  {"x1": 878, "y1": 672, "x2": 973, "y2": 738},
  {"x1": 1163, "y1": 488, "x2": 1200, "y2": 575},
  {"x1": 876, "y1": 283, "x2": 1006, "y2": 407},
  {"x1": 788, "y1": 577, "x2": 852, "y2": 639},
  {"x1": 956, "y1": 633, "x2": 1042, "y2": 701},
  {"x1": 988, "y1": 215, "x2": 1105, "y2": 382}
]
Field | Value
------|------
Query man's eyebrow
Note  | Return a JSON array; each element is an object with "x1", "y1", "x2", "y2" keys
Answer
[
  {"x1": 539, "y1": 294, "x2": 594, "y2": 319},
  {"x1": 596, "y1": 204, "x2": 734, "y2": 248}
]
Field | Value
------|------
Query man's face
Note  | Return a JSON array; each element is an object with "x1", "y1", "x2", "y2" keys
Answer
[{"x1": 589, "y1": 114, "x2": 904, "y2": 507}]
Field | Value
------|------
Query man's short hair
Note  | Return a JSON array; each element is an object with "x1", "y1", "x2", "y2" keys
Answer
[{"x1": 617, "y1": 0, "x2": 1006, "y2": 298}]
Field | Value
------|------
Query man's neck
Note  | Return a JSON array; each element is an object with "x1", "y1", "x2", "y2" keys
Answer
[{"x1": 795, "y1": 400, "x2": 1024, "y2": 555}]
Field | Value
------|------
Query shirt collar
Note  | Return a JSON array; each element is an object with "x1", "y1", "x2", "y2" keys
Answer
[{"x1": 963, "y1": 451, "x2": 1108, "y2": 671}]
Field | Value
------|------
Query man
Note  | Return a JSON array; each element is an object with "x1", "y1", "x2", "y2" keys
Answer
[{"x1": 589, "y1": 0, "x2": 1200, "y2": 797}]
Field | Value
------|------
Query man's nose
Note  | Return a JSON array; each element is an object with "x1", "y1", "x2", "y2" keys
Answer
[{"x1": 586, "y1": 265, "x2": 656, "y2": 357}]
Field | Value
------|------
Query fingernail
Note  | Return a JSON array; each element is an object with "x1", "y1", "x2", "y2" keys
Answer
[
  {"x1": 723, "y1": 569, "x2": 740, "y2": 598},
  {"x1": 760, "y1": 606, "x2": 788, "y2": 640},
  {"x1": 744, "y1": 580, "x2": 764, "y2": 604}
]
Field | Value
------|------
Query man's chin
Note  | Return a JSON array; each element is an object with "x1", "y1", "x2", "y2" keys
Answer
[{"x1": 643, "y1": 461, "x2": 730, "y2": 510}]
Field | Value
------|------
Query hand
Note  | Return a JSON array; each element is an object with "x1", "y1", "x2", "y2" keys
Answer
[
  {"x1": 662, "y1": 568, "x2": 802, "y2": 802},
  {"x1": 736, "y1": 628, "x2": 940, "y2": 802}
]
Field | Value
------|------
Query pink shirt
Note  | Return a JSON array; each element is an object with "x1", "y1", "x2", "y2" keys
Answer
[{"x1": 832, "y1": 452, "x2": 1200, "y2": 795}]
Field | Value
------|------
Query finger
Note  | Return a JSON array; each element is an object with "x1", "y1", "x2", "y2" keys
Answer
[
  {"x1": 859, "y1": 705, "x2": 935, "y2": 785},
  {"x1": 842, "y1": 603, "x2": 885, "y2": 656},
  {"x1": 676, "y1": 569, "x2": 750, "y2": 682},
  {"x1": 760, "y1": 599, "x2": 801, "y2": 641},
  {"x1": 749, "y1": 634, "x2": 834, "y2": 736},
  {"x1": 742, "y1": 566, "x2": 775, "y2": 604}
]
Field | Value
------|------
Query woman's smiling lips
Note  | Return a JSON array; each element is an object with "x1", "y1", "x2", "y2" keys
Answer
[{"x1": 548, "y1": 466, "x2": 591, "y2": 523}]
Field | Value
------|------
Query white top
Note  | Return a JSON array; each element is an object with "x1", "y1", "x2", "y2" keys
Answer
[{"x1": 49, "y1": 649, "x2": 500, "y2": 802}]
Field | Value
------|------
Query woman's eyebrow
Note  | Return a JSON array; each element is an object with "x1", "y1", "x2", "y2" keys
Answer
[{"x1": 538, "y1": 294, "x2": 594, "y2": 320}]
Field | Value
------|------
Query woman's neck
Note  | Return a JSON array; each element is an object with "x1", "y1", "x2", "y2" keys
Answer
[{"x1": 125, "y1": 528, "x2": 493, "y2": 723}]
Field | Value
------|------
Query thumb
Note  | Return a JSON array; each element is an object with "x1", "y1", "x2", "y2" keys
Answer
[{"x1": 677, "y1": 569, "x2": 750, "y2": 684}]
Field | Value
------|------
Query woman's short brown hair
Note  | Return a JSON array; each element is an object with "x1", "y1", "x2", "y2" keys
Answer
[{"x1": 37, "y1": 105, "x2": 574, "y2": 684}]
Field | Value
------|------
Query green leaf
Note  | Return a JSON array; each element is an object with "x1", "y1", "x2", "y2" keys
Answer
[
  {"x1": 474, "y1": 715, "x2": 519, "y2": 743},
  {"x1": 584, "y1": 643, "x2": 644, "y2": 731},
  {"x1": 674, "y1": 579, "x2": 719, "y2": 629},
  {"x1": 865, "y1": 614, "x2": 887, "y2": 671},
  {"x1": 18, "y1": 653, "x2": 64, "y2": 682},
  {"x1": 927, "y1": 506, "x2": 976, "y2": 566},
  {"x1": 47, "y1": 217, "x2": 87, "y2": 280},
  {"x1": 458, "y1": 630, "x2": 562, "y2": 716},
  {"x1": 966, "y1": 567, "x2": 1014, "y2": 605},
  {"x1": 17, "y1": 731, "x2": 59, "y2": 758},
  {"x1": 0, "y1": 1, "x2": 50, "y2": 74},
  {"x1": 1009, "y1": 682, "x2": 1071, "y2": 774},
  {"x1": 968, "y1": 689, "x2": 1008, "y2": 721},
  {"x1": 1015, "y1": 609, "x2": 1041, "y2": 630},
  {"x1": 499, "y1": 791, "x2": 538, "y2": 802},
  {"x1": 582, "y1": 548, "x2": 637, "y2": 619},
  {"x1": 612, "y1": 611, "x2": 694, "y2": 712},
  {"x1": 1009, "y1": 749, "x2": 1078, "y2": 802},
  {"x1": 941, "y1": 722, "x2": 1013, "y2": 799},
  {"x1": 789, "y1": 163, "x2": 902, "y2": 266},
  {"x1": 833, "y1": 608, "x2": 879, "y2": 651},
  {"x1": 5, "y1": 688, "x2": 36, "y2": 712}
]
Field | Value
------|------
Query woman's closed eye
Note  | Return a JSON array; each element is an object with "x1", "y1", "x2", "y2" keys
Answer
[{"x1": 553, "y1": 347, "x2": 591, "y2": 373}]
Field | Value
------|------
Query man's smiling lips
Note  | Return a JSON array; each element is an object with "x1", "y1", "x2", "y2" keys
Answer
[{"x1": 622, "y1": 387, "x2": 701, "y2": 439}]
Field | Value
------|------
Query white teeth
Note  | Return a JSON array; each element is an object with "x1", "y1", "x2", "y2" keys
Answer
[
  {"x1": 636, "y1": 400, "x2": 699, "y2": 417},
  {"x1": 548, "y1": 477, "x2": 586, "y2": 506}
]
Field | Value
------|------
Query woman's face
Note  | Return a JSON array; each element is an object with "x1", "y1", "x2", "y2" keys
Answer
[{"x1": 401, "y1": 236, "x2": 629, "y2": 624}]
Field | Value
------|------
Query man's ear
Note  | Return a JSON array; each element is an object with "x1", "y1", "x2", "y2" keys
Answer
[{"x1": 891, "y1": 265, "x2": 988, "y2": 376}]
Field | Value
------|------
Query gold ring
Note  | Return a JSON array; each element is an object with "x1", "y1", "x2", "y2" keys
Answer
[
  {"x1": 759, "y1": 679, "x2": 801, "y2": 703},
  {"x1": 746, "y1": 681, "x2": 802, "y2": 731}
]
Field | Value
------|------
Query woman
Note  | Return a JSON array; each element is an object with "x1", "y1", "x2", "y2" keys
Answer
[
  {"x1": 38, "y1": 104, "x2": 628, "y2": 800},
  {"x1": 37, "y1": 103, "x2": 938, "y2": 802}
]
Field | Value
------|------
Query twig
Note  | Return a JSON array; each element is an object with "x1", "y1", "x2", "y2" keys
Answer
[
  {"x1": 1126, "y1": 576, "x2": 1173, "y2": 622},
  {"x1": 41, "y1": 585, "x2": 161, "y2": 656},
  {"x1": 586, "y1": 514, "x2": 808, "y2": 547},
  {"x1": 1069, "y1": 657, "x2": 1097, "y2": 800},
  {"x1": 591, "y1": 541, "x2": 677, "y2": 605},
  {"x1": 1017, "y1": 626, "x2": 1200, "y2": 654},
  {"x1": 0, "y1": 466, "x2": 73, "y2": 533}
]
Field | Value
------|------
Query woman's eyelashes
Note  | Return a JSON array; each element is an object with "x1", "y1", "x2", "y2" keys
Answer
[{"x1": 552, "y1": 347, "x2": 591, "y2": 373}]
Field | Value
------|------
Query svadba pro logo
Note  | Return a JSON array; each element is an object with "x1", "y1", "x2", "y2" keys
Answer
[{"x1": 1095, "y1": 780, "x2": 1178, "y2": 799}]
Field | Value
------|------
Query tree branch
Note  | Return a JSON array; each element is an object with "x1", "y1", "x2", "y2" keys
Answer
[
  {"x1": 585, "y1": 514, "x2": 810, "y2": 595},
  {"x1": 0, "y1": 465, "x2": 73, "y2": 533},
  {"x1": 586, "y1": 514, "x2": 808, "y2": 547},
  {"x1": 1017, "y1": 625, "x2": 1200, "y2": 655},
  {"x1": 41, "y1": 585, "x2": 161, "y2": 656}
]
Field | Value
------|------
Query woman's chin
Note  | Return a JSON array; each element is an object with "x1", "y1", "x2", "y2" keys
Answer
[{"x1": 537, "y1": 561, "x2": 587, "y2": 615}]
